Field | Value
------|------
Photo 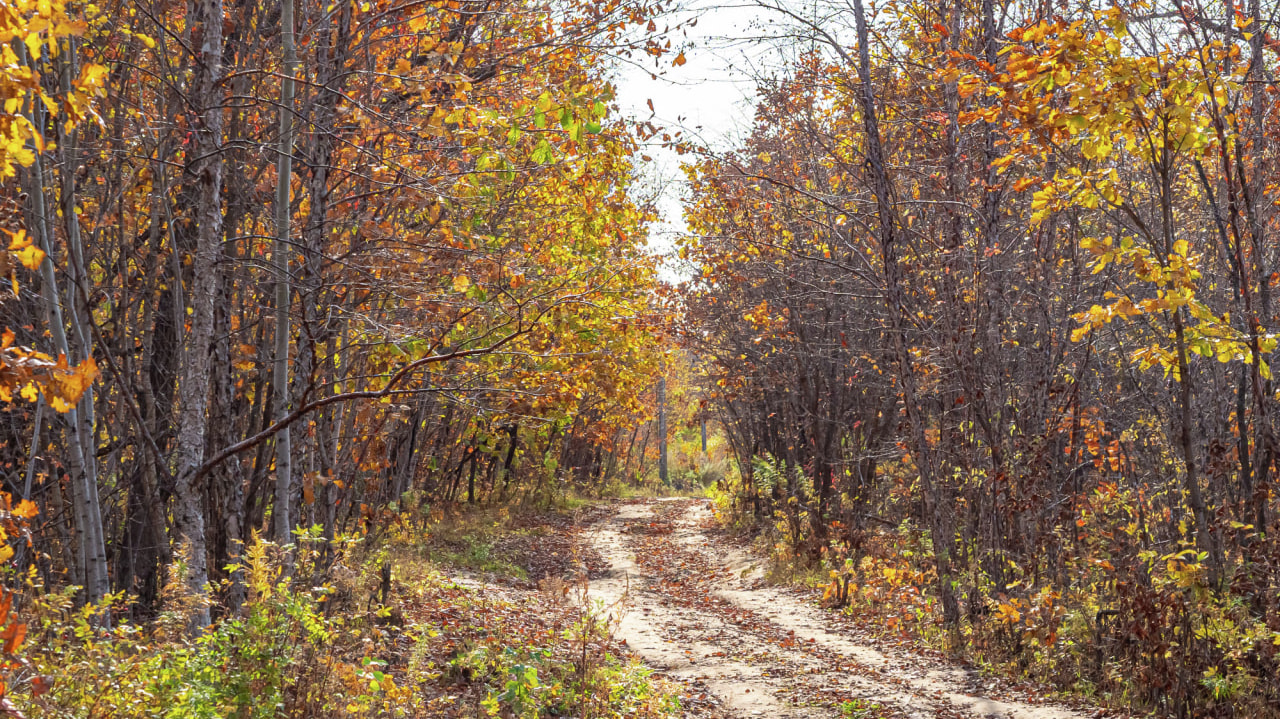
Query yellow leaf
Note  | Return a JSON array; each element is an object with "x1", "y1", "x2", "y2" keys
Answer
[
  {"x1": 16, "y1": 245, "x2": 44, "y2": 271},
  {"x1": 996, "y1": 603, "x2": 1021, "y2": 623},
  {"x1": 25, "y1": 33, "x2": 43, "y2": 62},
  {"x1": 6, "y1": 230, "x2": 30, "y2": 251},
  {"x1": 452, "y1": 275, "x2": 471, "y2": 293}
]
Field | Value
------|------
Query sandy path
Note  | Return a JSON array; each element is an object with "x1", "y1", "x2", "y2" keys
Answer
[{"x1": 585, "y1": 498, "x2": 1096, "y2": 719}]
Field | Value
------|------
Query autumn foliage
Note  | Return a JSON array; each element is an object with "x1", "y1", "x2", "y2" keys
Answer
[
  {"x1": 682, "y1": 0, "x2": 1280, "y2": 715},
  {"x1": 0, "y1": 0, "x2": 678, "y2": 714},
  {"x1": 9, "y1": 0, "x2": 1280, "y2": 715}
]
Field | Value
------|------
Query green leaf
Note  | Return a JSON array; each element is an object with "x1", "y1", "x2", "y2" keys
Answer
[{"x1": 530, "y1": 140, "x2": 553, "y2": 164}]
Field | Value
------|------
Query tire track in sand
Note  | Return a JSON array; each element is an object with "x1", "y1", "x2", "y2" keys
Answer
[{"x1": 587, "y1": 498, "x2": 1099, "y2": 719}]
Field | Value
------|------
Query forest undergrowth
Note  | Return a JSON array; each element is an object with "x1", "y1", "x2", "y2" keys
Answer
[
  {"x1": 706, "y1": 482, "x2": 1280, "y2": 719},
  {"x1": 4, "y1": 498, "x2": 700, "y2": 719}
]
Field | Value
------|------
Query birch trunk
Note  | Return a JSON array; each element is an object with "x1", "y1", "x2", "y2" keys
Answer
[
  {"x1": 57, "y1": 37, "x2": 111, "y2": 608},
  {"x1": 20, "y1": 40, "x2": 109, "y2": 606},
  {"x1": 173, "y1": 0, "x2": 226, "y2": 629}
]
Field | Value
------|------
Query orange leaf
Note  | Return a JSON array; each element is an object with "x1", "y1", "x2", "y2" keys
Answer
[
  {"x1": 32, "y1": 675, "x2": 52, "y2": 697},
  {"x1": 0, "y1": 621, "x2": 24, "y2": 654},
  {"x1": 12, "y1": 500, "x2": 37, "y2": 520}
]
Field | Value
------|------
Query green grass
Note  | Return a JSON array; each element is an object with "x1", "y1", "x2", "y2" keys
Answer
[
  {"x1": 839, "y1": 698, "x2": 887, "y2": 718},
  {"x1": 430, "y1": 533, "x2": 529, "y2": 579}
]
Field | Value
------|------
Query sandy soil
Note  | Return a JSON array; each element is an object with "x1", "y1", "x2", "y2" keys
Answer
[{"x1": 585, "y1": 498, "x2": 1102, "y2": 719}]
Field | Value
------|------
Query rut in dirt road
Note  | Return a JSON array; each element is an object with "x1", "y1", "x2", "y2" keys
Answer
[{"x1": 586, "y1": 498, "x2": 1100, "y2": 719}]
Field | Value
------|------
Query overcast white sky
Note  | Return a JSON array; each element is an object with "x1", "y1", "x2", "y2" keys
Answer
[{"x1": 609, "y1": 2, "x2": 784, "y2": 280}]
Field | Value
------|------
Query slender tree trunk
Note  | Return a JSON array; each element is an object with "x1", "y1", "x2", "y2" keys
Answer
[
  {"x1": 498, "y1": 424, "x2": 519, "y2": 500},
  {"x1": 657, "y1": 377, "x2": 668, "y2": 483},
  {"x1": 14, "y1": 399, "x2": 45, "y2": 572},
  {"x1": 57, "y1": 40, "x2": 110, "y2": 608},
  {"x1": 1160, "y1": 149, "x2": 1220, "y2": 579},
  {"x1": 272, "y1": 0, "x2": 298, "y2": 546},
  {"x1": 851, "y1": 0, "x2": 960, "y2": 625},
  {"x1": 630, "y1": 425, "x2": 650, "y2": 486},
  {"x1": 1246, "y1": 0, "x2": 1272, "y2": 534},
  {"x1": 467, "y1": 443, "x2": 478, "y2": 504},
  {"x1": 173, "y1": 0, "x2": 227, "y2": 629},
  {"x1": 1173, "y1": 311, "x2": 1218, "y2": 573},
  {"x1": 21, "y1": 40, "x2": 109, "y2": 606}
]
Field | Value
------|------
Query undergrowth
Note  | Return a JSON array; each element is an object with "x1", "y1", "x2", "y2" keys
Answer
[
  {"x1": 8, "y1": 505, "x2": 680, "y2": 718},
  {"x1": 707, "y1": 482, "x2": 1280, "y2": 718},
  {"x1": 416, "y1": 501, "x2": 607, "y2": 584}
]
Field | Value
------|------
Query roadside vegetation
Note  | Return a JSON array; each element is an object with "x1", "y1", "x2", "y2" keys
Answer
[
  {"x1": 8, "y1": 496, "x2": 692, "y2": 718},
  {"x1": 677, "y1": 0, "x2": 1280, "y2": 716}
]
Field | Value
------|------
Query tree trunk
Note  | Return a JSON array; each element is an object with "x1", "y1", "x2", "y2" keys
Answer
[
  {"x1": 657, "y1": 377, "x2": 668, "y2": 483},
  {"x1": 851, "y1": 0, "x2": 960, "y2": 625},
  {"x1": 22, "y1": 39, "x2": 109, "y2": 606},
  {"x1": 272, "y1": 0, "x2": 298, "y2": 546},
  {"x1": 173, "y1": 0, "x2": 227, "y2": 630}
]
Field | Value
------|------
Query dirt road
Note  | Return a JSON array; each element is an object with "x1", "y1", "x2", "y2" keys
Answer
[{"x1": 585, "y1": 498, "x2": 1097, "y2": 719}]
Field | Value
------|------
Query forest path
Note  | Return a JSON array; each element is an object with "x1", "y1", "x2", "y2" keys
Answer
[{"x1": 585, "y1": 498, "x2": 1095, "y2": 719}]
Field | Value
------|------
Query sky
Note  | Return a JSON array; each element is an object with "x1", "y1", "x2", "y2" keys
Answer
[{"x1": 609, "y1": 1, "x2": 783, "y2": 280}]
